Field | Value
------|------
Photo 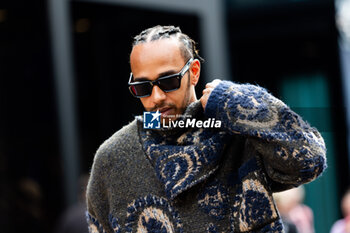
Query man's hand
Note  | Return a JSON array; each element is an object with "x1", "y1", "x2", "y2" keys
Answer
[{"x1": 200, "y1": 79, "x2": 222, "y2": 110}]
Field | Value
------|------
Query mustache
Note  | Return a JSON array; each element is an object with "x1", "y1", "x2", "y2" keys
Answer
[{"x1": 148, "y1": 103, "x2": 176, "y2": 112}]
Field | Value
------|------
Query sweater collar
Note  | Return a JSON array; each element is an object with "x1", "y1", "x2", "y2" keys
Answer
[{"x1": 137, "y1": 101, "x2": 231, "y2": 200}]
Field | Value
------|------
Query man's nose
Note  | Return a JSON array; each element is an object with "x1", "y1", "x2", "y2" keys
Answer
[{"x1": 151, "y1": 85, "x2": 166, "y2": 103}]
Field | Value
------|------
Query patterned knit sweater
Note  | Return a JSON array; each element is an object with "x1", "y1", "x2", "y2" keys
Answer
[{"x1": 86, "y1": 80, "x2": 326, "y2": 233}]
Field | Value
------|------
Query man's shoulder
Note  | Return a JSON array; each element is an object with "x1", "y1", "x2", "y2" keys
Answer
[{"x1": 93, "y1": 118, "x2": 140, "y2": 162}]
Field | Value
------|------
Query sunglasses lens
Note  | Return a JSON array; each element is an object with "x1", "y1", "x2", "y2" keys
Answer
[
  {"x1": 130, "y1": 83, "x2": 152, "y2": 97},
  {"x1": 158, "y1": 76, "x2": 180, "y2": 92}
]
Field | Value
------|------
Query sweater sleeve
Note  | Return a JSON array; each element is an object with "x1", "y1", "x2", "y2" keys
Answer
[{"x1": 204, "y1": 80, "x2": 327, "y2": 189}]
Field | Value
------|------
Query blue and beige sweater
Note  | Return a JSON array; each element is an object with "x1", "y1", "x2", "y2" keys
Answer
[{"x1": 86, "y1": 81, "x2": 326, "y2": 233}]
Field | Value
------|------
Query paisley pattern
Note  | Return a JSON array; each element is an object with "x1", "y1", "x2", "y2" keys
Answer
[
  {"x1": 125, "y1": 195, "x2": 183, "y2": 233},
  {"x1": 137, "y1": 207, "x2": 174, "y2": 232},
  {"x1": 205, "y1": 81, "x2": 327, "y2": 185},
  {"x1": 230, "y1": 161, "x2": 279, "y2": 233},
  {"x1": 198, "y1": 180, "x2": 229, "y2": 220},
  {"x1": 206, "y1": 81, "x2": 325, "y2": 146},
  {"x1": 108, "y1": 214, "x2": 121, "y2": 233},
  {"x1": 239, "y1": 179, "x2": 277, "y2": 230},
  {"x1": 138, "y1": 102, "x2": 231, "y2": 200},
  {"x1": 87, "y1": 80, "x2": 327, "y2": 233}
]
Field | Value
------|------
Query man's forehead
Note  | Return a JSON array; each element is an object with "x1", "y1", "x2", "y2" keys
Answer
[
  {"x1": 130, "y1": 39, "x2": 185, "y2": 76},
  {"x1": 131, "y1": 39, "x2": 182, "y2": 60}
]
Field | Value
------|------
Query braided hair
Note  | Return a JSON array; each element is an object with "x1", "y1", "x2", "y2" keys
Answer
[{"x1": 132, "y1": 25, "x2": 204, "y2": 62}]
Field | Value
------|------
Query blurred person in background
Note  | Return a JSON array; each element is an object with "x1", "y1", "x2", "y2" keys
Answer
[
  {"x1": 274, "y1": 186, "x2": 315, "y2": 233},
  {"x1": 54, "y1": 174, "x2": 89, "y2": 233},
  {"x1": 13, "y1": 177, "x2": 47, "y2": 233},
  {"x1": 86, "y1": 25, "x2": 327, "y2": 232},
  {"x1": 330, "y1": 188, "x2": 350, "y2": 233}
]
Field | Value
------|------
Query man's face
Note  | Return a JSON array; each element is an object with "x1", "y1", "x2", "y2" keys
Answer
[{"x1": 130, "y1": 39, "x2": 198, "y2": 123}]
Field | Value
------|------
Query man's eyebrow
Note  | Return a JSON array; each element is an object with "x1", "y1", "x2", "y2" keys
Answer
[
  {"x1": 133, "y1": 77, "x2": 150, "y2": 82},
  {"x1": 157, "y1": 70, "x2": 177, "y2": 78},
  {"x1": 133, "y1": 70, "x2": 178, "y2": 82}
]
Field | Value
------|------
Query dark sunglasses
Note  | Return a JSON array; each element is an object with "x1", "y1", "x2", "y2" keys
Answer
[{"x1": 128, "y1": 58, "x2": 193, "y2": 98}]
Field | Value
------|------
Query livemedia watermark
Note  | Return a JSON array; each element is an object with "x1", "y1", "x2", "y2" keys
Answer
[{"x1": 143, "y1": 110, "x2": 221, "y2": 129}]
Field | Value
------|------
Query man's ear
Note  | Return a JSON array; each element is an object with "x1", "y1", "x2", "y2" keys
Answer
[{"x1": 190, "y1": 59, "x2": 200, "y2": 86}]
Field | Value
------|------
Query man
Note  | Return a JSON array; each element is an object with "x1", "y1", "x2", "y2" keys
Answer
[{"x1": 86, "y1": 25, "x2": 326, "y2": 233}]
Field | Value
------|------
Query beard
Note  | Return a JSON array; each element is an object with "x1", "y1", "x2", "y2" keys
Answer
[{"x1": 146, "y1": 74, "x2": 193, "y2": 124}]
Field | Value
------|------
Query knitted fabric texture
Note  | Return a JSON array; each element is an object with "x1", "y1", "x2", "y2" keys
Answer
[
  {"x1": 138, "y1": 101, "x2": 232, "y2": 200},
  {"x1": 86, "y1": 80, "x2": 326, "y2": 233}
]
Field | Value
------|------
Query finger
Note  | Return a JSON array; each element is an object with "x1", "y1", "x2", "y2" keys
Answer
[
  {"x1": 200, "y1": 95, "x2": 209, "y2": 109},
  {"x1": 205, "y1": 83, "x2": 213, "y2": 88},
  {"x1": 202, "y1": 87, "x2": 213, "y2": 95},
  {"x1": 205, "y1": 79, "x2": 221, "y2": 88},
  {"x1": 210, "y1": 79, "x2": 221, "y2": 87}
]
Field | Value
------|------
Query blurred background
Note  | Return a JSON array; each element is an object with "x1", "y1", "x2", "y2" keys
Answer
[{"x1": 0, "y1": 0, "x2": 349, "y2": 232}]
